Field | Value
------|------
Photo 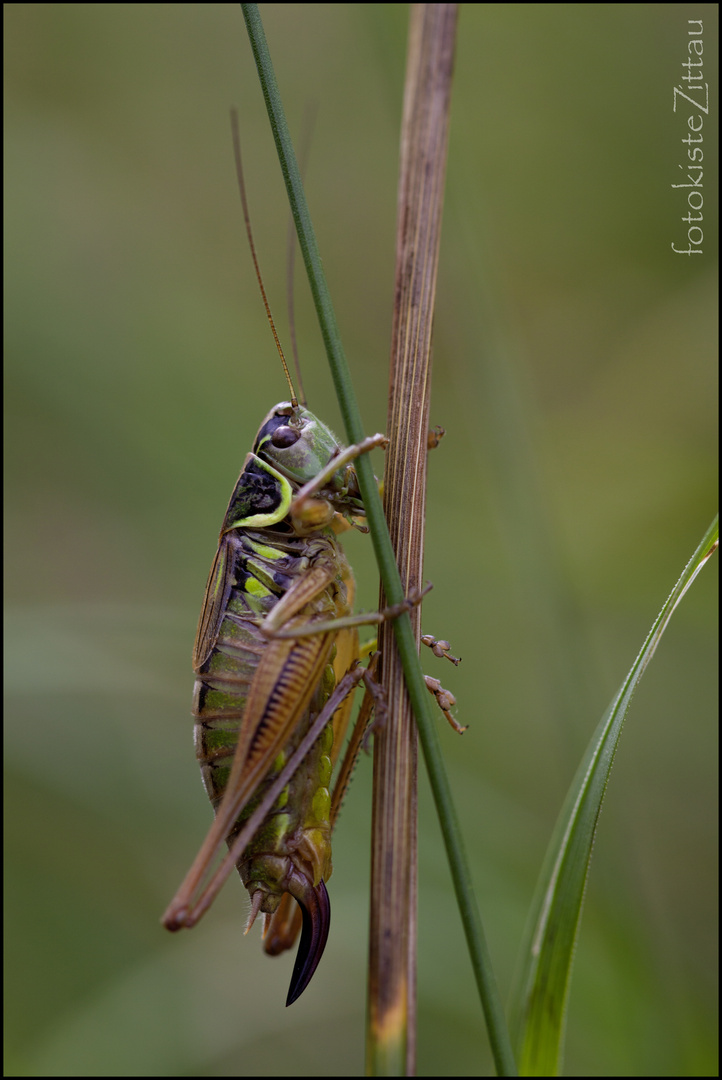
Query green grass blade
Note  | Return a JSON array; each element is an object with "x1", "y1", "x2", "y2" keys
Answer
[
  {"x1": 509, "y1": 515, "x2": 719, "y2": 1076},
  {"x1": 240, "y1": 4, "x2": 397, "y2": 593},
  {"x1": 241, "y1": 5, "x2": 517, "y2": 1074}
]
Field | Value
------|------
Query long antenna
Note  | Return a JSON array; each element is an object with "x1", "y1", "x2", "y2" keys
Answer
[
  {"x1": 230, "y1": 107, "x2": 297, "y2": 408},
  {"x1": 285, "y1": 103, "x2": 317, "y2": 408}
]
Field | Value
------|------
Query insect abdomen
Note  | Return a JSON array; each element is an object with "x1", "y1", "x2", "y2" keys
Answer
[{"x1": 192, "y1": 528, "x2": 340, "y2": 912}]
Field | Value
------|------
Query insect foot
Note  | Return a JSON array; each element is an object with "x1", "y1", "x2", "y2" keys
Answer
[
  {"x1": 425, "y1": 675, "x2": 467, "y2": 734},
  {"x1": 427, "y1": 425, "x2": 446, "y2": 449},
  {"x1": 421, "y1": 634, "x2": 461, "y2": 665}
]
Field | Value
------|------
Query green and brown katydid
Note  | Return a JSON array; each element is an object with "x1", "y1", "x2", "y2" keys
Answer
[{"x1": 162, "y1": 115, "x2": 461, "y2": 1006}]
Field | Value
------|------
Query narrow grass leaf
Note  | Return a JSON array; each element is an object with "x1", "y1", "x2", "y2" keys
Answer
[{"x1": 509, "y1": 516, "x2": 718, "y2": 1076}]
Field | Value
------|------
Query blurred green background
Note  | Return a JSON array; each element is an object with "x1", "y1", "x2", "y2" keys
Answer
[{"x1": 4, "y1": 4, "x2": 717, "y2": 1076}]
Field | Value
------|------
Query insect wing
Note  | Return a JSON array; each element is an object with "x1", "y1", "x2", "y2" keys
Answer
[{"x1": 192, "y1": 535, "x2": 234, "y2": 671}]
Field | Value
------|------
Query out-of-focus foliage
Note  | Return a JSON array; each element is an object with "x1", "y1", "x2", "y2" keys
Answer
[{"x1": 5, "y1": 5, "x2": 717, "y2": 1076}]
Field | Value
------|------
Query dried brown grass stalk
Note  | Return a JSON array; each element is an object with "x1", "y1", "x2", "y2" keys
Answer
[{"x1": 366, "y1": 5, "x2": 459, "y2": 1075}]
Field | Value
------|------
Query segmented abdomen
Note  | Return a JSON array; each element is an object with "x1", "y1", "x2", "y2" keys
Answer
[{"x1": 192, "y1": 526, "x2": 346, "y2": 914}]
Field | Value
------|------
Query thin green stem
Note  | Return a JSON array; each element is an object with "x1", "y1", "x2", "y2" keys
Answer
[{"x1": 241, "y1": 5, "x2": 516, "y2": 1074}]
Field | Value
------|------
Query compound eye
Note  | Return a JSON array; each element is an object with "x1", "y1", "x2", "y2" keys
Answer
[{"x1": 271, "y1": 425, "x2": 300, "y2": 449}]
